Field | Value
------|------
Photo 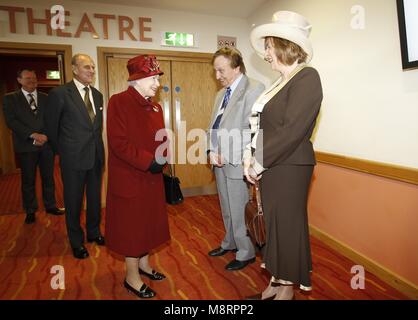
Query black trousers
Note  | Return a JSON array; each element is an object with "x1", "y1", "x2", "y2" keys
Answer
[
  {"x1": 60, "y1": 158, "x2": 103, "y2": 249},
  {"x1": 18, "y1": 145, "x2": 56, "y2": 214}
]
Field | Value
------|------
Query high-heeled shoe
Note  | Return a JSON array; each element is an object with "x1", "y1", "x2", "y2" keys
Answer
[
  {"x1": 245, "y1": 292, "x2": 276, "y2": 300},
  {"x1": 138, "y1": 268, "x2": 166, "y2": 281},
  {"x1": 123, "y1": 280, "x2": 156, "y2": 298},
  {"x1": 245, "y1": 280, "x2": 281, "y2": 300}
]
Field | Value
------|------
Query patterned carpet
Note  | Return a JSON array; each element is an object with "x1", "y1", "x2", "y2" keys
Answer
[{"x1": 0, "y1": 168, "x2": 410, "y2": 300}]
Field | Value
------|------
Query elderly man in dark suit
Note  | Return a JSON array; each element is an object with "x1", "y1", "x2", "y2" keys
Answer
[
  {"x1": 44, "y1": 54, "x2": 105, "y2": 259},
  {"x1": 3, "y1": 69, "x2": 64, "y2": 224}
]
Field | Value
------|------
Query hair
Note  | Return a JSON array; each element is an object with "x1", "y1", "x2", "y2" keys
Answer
[
  {"x1": 71, "y1": 53, "x2": 91, "y2": 66},
  {"x1": 128, "y1": 80, "x2": 138, "y2": 87},
  {"x1": 17, "y1": 69, "x2": 35, "y2": 78},
  {"x1": 265, "y1": 36, "x2": 308, "y2": 65},
  {"x1": 212, "y1": 47, "x2": 246, "y2": 74}
]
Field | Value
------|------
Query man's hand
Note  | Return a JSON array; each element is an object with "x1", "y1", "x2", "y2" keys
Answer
[
  {"x1": 30, "y1": 133, "x2": 48, "y2": 146},
  {"x1": 208, "y1": 152, "x2": 225, "y2": 167}
]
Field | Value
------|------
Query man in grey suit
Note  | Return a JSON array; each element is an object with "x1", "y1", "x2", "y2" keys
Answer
[
  {"x1": 207, "y1": 47, "x2": 265, "y2": 271},
  {"x1": 44, "y1": 54, "x2": 105, "y2": 259},
  {"x1": 3, "y1": 69, "x2": 64, "y2": 224}
]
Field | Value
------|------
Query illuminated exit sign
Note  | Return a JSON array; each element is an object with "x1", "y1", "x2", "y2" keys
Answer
[{"x1": 161, "y1": 32, "x2": 195, "y2": 47}]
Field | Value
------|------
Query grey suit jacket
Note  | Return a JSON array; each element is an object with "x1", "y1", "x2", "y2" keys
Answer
[
  {"x1": 208, "y1": 75, "x2": 265, "y2": 179},
  {"x1": 44, "y1": 81, "x2": 105, "y2": 171},
  {"x1": 3, "y1": 90, "x2": 49, "y2": 153}
]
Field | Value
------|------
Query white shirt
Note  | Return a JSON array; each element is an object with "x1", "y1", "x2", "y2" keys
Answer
[
  {"x1": 217, "y1": 73, "x2": 243, "y2": 111},
  {"x1": 21, "y1": 88, "x2": 39, "y2": 142},
  {"x1": 73, "y1": 78, "x2": 96, "y2": 114},
  {"x1": 21, "y1": 88, "x2": 37, "y2": 105}
]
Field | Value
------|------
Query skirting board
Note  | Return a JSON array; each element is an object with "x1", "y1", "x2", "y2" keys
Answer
[{"x1": 309, "y1": 225, "x2": 418, "y2": 300}]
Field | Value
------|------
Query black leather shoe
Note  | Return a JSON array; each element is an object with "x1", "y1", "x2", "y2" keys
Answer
[
  {"x1": 208, "y1": 247, "x2": 237, "y2": 257},
  {"x1": 24, "y1": 213, "x2": 36, "y2": 224},
  {"x1": 139, "y1": 268, "x2": 166, "y2": 281},
  {"x1": 46, "y1": 207, "x2": 65, "y2": 215},
  {"x1": 124, "y1": 280, "x2": 156, "y2": 299},
  {"x1": 225, "y1": 257, "x2": 256, "y2": 271},
  {"x1": 72, "y1": 246, "x2": 89, "y2": 259},
  {"x1": 87, "y1": 235, "x2": 105, "y2": 246}
]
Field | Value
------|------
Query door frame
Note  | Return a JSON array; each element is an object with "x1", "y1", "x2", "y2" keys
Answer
[
  {"x1": 0, "y1": 41, "x2": 72, "y2": 174},
  {"x1": 0, "y1": 41, "x2": 73, "y2": 82}
]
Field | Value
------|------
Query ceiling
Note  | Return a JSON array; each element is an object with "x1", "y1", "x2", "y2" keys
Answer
[{"x1": 81, "y1": 0, "x2": 268, "y2": 18}]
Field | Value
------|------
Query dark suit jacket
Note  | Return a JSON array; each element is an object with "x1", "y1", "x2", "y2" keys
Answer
[
  {"x1": 255, "y1": 67, "x2": 323, "y2": 168},
  {"x1": 3, "y1": 90, "x2": 48, "y2": 153},
  {"x1": 44, "y1": 81, "x2": 105, "y2": 171}
]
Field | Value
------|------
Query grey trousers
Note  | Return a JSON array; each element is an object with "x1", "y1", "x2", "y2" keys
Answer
[{"x1": 214, "y1": 167, "x2": 255, "y2": 261}]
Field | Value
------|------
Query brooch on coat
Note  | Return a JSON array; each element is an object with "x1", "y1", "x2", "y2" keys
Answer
[{"x1": 152, "y1": 106, "x2": 159, "y2": 112}]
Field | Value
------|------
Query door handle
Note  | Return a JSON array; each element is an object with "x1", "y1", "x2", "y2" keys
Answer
[
  {"x1": 175, "y1": 98, "x2": 181, "y2": 131},
  {"x1": 163, "y1": 99, "x2": 171, "y2": 129}
]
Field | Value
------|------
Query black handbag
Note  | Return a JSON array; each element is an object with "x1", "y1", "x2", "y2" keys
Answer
[{"x1": 163, "y1": 165, "x2": 184, "y2": 205}]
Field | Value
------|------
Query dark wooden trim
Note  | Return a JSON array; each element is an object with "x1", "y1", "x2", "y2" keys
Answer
[{"x1": 0, "y1": 41, "x2": 73, "y2": 82}]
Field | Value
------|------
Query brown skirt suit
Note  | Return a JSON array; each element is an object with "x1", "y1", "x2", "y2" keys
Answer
[{"x1": 254, "y1": 67, "x2": 323, "y2": 288}]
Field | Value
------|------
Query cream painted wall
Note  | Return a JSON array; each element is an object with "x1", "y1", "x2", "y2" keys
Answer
[
  {"x1": 0, "y1": 0, "x2": 259, "y2": 88},
  {"x1": 248, "y1": 0, "x2": 418, "y2": 169}
]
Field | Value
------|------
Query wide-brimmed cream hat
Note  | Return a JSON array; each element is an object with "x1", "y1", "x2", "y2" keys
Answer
[{"x1": 250, "y1": 11, "x2": 313, "y2": 63}]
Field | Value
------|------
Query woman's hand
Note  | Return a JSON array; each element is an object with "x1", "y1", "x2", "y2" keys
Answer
[
  {"x1": 245, "y1": 166, "x2": 261, "y2": 184},
  {"x1": 243, "y1": 156, "x2": 252, "y2": 183}
]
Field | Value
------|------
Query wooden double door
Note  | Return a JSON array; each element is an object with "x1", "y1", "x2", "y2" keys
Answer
[{"x1": 102, "y1": 49, "x2": 220, "y2": 195}]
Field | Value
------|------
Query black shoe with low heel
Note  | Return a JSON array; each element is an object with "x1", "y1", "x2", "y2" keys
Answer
[
  {"x1": 123, "y1": 280, "x2": 156, "y2": 299},
  {"x1": 138, "y1": 268, "x2": 166, "y2": 281}
]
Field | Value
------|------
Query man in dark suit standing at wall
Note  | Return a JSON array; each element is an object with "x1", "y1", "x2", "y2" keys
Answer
[
  {"x1": 44, "y1": 54, "x2": 105, "y2": 259},
  {"x1": 3, "y1": 69, "x2": 64, "y2": 224}
]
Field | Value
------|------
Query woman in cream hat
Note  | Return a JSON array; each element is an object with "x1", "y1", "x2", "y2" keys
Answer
[{"x1": 244, "y1": 11, "x2": 323, "y2": 300}]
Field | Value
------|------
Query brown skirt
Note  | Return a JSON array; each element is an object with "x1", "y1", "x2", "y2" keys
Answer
[{"x1": 260, "y1": 164, "x2": 314, "y2": 289}]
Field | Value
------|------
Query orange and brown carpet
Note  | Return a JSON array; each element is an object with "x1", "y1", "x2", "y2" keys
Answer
[{"x1": 0, "y1": 168, "x2": 410, "y2": 300}]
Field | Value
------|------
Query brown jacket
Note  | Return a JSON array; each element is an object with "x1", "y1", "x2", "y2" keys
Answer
[{"x1": 255, "y1": 67, "x2": 323, "y2": 168}]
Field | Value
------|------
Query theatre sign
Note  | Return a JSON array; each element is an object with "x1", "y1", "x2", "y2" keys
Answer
[{"x1": 0, "y1": 5, "x2": 153, "y2": 41}]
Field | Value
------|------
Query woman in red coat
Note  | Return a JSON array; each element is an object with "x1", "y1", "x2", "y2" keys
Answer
[{"x1": 106, "y1": 55, "x2": 170, "y2": 299}]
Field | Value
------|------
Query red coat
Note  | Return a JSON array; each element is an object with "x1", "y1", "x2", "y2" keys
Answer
[{"x1": 105, "y1": 86, "x2": 170, "y2": 256}]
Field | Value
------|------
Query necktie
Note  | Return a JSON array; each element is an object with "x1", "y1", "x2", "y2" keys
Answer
[
  {"x1": 210, "y1": 87, "x2": 231, "y2": 151},
  {"x1": 28, "y1": 93, "x2": 38, "y2": 115},
  {"x1": 212, "y1": 87, "x2": 231, "y2": 130},
  {"x1": 83, "y1": 86, "x2": 95, "y2": 123}
]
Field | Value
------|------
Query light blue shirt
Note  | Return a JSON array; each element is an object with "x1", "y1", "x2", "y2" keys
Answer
[{"x1": 217, "y1": 73, "x2": 243, "y2": 110}]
